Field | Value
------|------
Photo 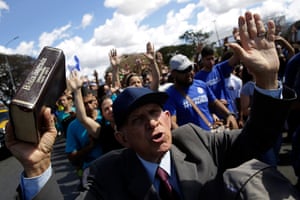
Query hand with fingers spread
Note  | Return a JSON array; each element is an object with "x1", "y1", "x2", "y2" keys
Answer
[
  {"x1": 146, "y1": 41, "x2": 154, "y2": 55},
  {"x1": 228, "y1": 11, "x2": 279, "y2": 90},
  {"x1": 109, "y1": 48, "x2": 121, "y2": 68},
  {"x1": 144, "y1": 42, "x2": 156, "y2": 63},
  {"x1": 109, "y1": 48, "x2": 122, "y2": 91},
  {"x1": 143, "y1": 42, "x2": 160, "y2": 91},
  {"x1": 68, "y1": 69, "x2": 101, "y2": 139},
  {"x1": 5, "y1": 107, "x2": 57, "y2": 177},
  {"x1": 68, "y1": 70, "x2": 83, "y2": 92}
]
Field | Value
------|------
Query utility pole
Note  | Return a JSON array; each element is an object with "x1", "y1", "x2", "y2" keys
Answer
[
  {"x1": 213, "y1": 20, "x2": 221, "y2": 47},
  {"x1": 4, "y1": 36, "x2": 19, "y2": 94}
]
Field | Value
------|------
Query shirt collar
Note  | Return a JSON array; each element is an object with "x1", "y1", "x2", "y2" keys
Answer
[{"x1": 137, "y1": 151, "x2": 171, "y2": 183}]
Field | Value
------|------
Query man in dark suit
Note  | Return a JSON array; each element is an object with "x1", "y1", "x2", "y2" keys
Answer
[{"x1": 5, "y1": 12, "x2": 298, "y2": 199}]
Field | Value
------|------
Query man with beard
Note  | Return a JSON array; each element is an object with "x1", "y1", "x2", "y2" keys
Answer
[{"x1": 164, "y1": 54, "x2": 238, "y2": 131}]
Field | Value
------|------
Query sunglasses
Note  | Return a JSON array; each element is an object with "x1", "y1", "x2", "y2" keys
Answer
[
  {"x1": 175, "y1": 65, "x2": 194, "y2": 74},
  {"x1": 84, "y1": 99, "x2": 96, "y2": 105}
]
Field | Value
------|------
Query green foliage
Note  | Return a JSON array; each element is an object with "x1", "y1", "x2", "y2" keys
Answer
[
  {"x1": 0, "y1": 53, "x2": 35, "y2": 105},
  {"x1": 158, "y1": 44, "x2": 195, "y2": 65},
  {"x1": 179, "y1": 30, "x2": 211, "y2": 45}
]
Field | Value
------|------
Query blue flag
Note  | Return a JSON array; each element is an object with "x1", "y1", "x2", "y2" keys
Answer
[{"x1": 68, "y1": 55, "x2": 81, "y2": 72}]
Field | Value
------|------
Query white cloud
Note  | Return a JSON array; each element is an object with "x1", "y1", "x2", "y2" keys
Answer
[
  {"x1": 3, "y1": 0, "x2": 299, "y2": 81},
  {"x1": 93, "y1": 13, "x2": 141, "y2": 47},
  {"x1": 0, "y1": 0, "x2": 9, "y2": 10},
  {"x1": 81, "y1": 13, "x2": 93, "y2": 29},
  {"x1": 16, "y1": 41, "x2": 36, "y2": 56},
  {"x1": 64, "y1": 0, "x2": 300, "y2": 80},
  {"x1": 195, "y1": 0, "x2": 300, "y2": 44},
  {"x1": 89, "y1": 1, "x2": 197, "y2": 77},
  {"x1": 57, "y1": 36, "x2": 112, "y2": 80},
  {"x1": 0, "y1": 0, "x2": 9, "y2": 18},
  {"x1": 284, "y1": 0, "x2": 300, "y2": 21},
  {"x1": 104, "y1": 0, "x2": 170, "y2": 22},
  {"x1": 199, "y1": 0, "x2": 264, "y2": 14},
  {"x1": 163, "y1": 3, "x2": 197, "y2": 43},
  {"x1": 38, "y1": 24, "x2": 72, "y2": 49},
  {"x1": 177, "y1": 0, "x2": 191, "y2": 3}
]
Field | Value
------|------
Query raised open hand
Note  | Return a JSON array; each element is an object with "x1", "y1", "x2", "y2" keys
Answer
[
  {"x1": 229, "y1": 11, "x2": 279, "y2": 89},
  {"x1": 68, "y1": 70, "x2": 83, "y2": 92},
  {"x1": 144, "y1": 42, "x2": 155, "y2": 63},
  {"x1": 109, "y1": 48, "x2": 120, "y2": 67}
]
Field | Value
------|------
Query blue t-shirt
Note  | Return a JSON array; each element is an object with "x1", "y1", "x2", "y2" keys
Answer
[
  {"x1": 55, "y1": 106, "x2": 76, "y2": 132},
  {"x1": 164, "y1": 80, "x2": 216, "y2": 130},
  {"x1": 65, "y1": 110, "x2": 103, "y2": 169},
  {"x1": 194, "y1": 60, "x2": 235, "y2": 114},
  {"x1": 241, "y1": 81, "x2": 255, "y2": 107}
]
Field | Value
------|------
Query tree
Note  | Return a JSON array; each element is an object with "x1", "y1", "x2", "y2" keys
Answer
[
  {"x1": 179, "y1": 30, "x2": 211, "y2": 46},
  {"x1": 158, "y1": 44, "x2": 195, "y2": 63},
  {"x1": 178, "y1": 30, "x2": 213, "y2": 62},
  {"x1": 0, "y1": 53, "x2": 35, "y2": 106}
]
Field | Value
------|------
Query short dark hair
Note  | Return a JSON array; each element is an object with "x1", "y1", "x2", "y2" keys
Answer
[
  {"x1": 124, "y1": 72, "x2": 139, "y2": 87},
  {"x1": 81, "y1": 86, "x2": 96, "y2": 97},
  {"x1": 201, "y1": 46, "x2": 214, "y2": 57}
]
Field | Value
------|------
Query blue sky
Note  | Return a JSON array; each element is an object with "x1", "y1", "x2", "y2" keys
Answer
[{"x1": 0, "y1": 0, "x2": 299, "y2": 80}]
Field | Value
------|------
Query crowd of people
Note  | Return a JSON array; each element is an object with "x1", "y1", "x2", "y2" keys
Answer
[{"x1": 4, "y1": 11, "x2": 300, "y2": 199}]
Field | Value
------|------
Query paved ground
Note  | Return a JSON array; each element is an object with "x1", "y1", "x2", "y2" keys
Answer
[
  {"x1": 51, "y1": 136, "x2": 81, "y2": 200},
  {"x1": 0, "y1": 136, "x2": 81, "y2": 200},
  {"x1": 278, "y1": 140, "x2": 298, "y2": 185},
  {"x1": 0, "y1": 150, "x2": 22, "y2": 200}
]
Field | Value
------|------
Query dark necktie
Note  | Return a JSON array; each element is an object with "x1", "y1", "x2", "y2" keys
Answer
[{"x1": 156, "y1": 167, "x2": 180, "y2": 200}]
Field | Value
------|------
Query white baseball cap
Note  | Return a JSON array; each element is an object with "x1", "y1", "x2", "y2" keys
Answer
[{"x1": 169, "y1": 54, "x2": 194, "y2": 71}]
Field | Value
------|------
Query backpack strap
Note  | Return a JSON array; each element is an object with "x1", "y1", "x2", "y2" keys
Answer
[{"x1": 175, "y1": 86, "x2": 213, "y2": 129}]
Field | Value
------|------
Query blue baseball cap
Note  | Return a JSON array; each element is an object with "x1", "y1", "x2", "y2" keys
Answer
[{"x1": 113, "y1": 87, "x2": 168, "y2": 130}]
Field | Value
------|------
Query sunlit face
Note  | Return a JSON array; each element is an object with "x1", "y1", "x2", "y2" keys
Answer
[
  {"x1": 156, "y1": 52, "x2": 163, "y2": 63},
  {"x1": 105, "y1": 72, "x2": 113, "y2": 85},
  {"x1": 143, "y1": 74, "x2": 152, "y2": 86},
  {"x1": 58, "y1": 95, "x2": 73, "y2": 111},
  {"x1": 83, "y1": 94, "x2": 98, "y2": 116},
  {"x1": 202, "y1": 55, "x2": 215, "y2": 70},
  {"x1": 119, "y1": 103, "x2": 172, "y2": 163},
  {"x1": 160, "y1": 68, "x2": 169, "y2": 84},
  {"x1": 58, "y1": 96, "x2": 68, "y2": 107},
  {"x1": 172, "y1": 65, "x2": 194, "y2": 87},
  {"x1": 101, "y1": 98, "x2": 114, "y2": 122},
  {"x1": 128, "y1": 75, "x2": 143, "y2": 88}
]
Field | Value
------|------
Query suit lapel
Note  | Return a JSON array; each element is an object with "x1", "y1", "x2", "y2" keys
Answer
[
  {"x1": 171, "y1": 145, "x2": 202, "y2": 200},
  {"x1": 123, "y1": 147, "x2": 201, "y2": 200},
  {"x1": 125, "y1": 149, "x2": 160, "y2": 200}
]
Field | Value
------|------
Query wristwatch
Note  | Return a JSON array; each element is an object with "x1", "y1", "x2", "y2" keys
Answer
[{"x1": 226, "y1": 112, "x2": 236, "y2": 118}]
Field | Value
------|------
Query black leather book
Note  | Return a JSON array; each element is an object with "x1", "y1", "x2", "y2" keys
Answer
[{"x1": 10, "y1": 46, "x2": 66, "y2": 143}]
